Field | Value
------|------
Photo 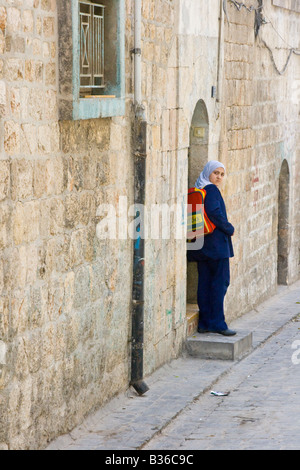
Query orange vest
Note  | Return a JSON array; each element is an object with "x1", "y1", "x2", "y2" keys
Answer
[{"x1": 187, "y1": 187, "x2": 216, "y2": 241}]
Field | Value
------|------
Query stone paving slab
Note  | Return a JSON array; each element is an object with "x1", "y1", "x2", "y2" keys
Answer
[
  {"x1": 186, "y1": 330, "x2": 253, "y2": 360},
  {"x1": 46, "y1": 280, "x2": 300, "y2": 450}
]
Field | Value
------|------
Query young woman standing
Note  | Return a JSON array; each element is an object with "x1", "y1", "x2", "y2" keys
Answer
[{"x1": 187, "y1": 161, "x2": 236, "y2": 336}]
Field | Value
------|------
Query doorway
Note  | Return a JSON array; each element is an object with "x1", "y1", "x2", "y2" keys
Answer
[
  {"x1": 277, "y1": 159, "x2": 290, "y2": 285},
  {"x1": 186, "y1": 100, "x2": 209, "y2": 332}
]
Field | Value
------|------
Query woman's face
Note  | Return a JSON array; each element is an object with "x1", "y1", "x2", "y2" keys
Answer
[{"x1": 209, "y1": 167, "x2": 225, "y2": 187}]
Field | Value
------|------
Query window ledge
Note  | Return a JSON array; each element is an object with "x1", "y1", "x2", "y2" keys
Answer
[
  {"x1": 74, "y1": 96, "x2": 125, "y2": 120},
  {"x1": 82, "y1": 95, "x2": 116, "y2": 99}
]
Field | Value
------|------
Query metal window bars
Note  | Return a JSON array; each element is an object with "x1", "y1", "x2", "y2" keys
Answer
[{"x1": 80, "y1": 1, "x2": 105, "y2": 96}]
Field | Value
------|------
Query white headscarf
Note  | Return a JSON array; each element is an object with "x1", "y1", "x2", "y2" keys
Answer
[{"x1": 195, "y1": 161, "x2": 225, "y2": 189}]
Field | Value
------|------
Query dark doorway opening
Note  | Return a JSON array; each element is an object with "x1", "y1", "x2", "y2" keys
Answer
[{"x1": 186, "y1": 100, "x2": 209, "y2": 333}]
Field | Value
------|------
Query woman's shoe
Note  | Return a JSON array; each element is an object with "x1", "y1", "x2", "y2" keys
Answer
[{"x1": 217, "y1": 329, "x2": 236, "y2": 336}]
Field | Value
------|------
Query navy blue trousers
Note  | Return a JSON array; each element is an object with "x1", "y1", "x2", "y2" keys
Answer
[{"x1": 197, "y1": 256, "x2": 230, "y2": 331}]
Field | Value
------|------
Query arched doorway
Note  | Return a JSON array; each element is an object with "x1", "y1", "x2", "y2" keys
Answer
[
  {"x1": 186, "y1": 100, "x2": 209, "y2": 327},
  {"x1": 277, "y1": 159, "x2": 290, "y2": 285},
  {"x1": 188, "y1": 100, "x2": 209, "y2": 189}
]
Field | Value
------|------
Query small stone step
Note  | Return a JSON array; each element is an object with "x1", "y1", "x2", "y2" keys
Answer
[{"x1": 186, "y1": 330, "x2": 253, "y2": 361}]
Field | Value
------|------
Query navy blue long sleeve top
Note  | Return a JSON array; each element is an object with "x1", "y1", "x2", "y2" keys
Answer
[{"x1": 188, "y1": 184, "x2": 234, "y2": 261}]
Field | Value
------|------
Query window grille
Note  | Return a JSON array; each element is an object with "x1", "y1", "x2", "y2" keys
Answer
[{"x1": 79, "y1": 1, "x2": 105, "y2": 96}]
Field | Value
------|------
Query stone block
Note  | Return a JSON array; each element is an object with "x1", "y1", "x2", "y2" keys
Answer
[
  {"x1": 0, "y1": 341, "x2": 7, "y2": 365},
  {"x1": 5, "y1": 59, "x2": 24, "y2": 82},
  {"x1": 0, "y1": 7, "x2": 7, "y2": 32},
  {"x1": 227, "y1": 3, "x2": 255, "y2": 26},
  {"x1": 38, "y1": 125, "x2": 52, "y2": 154},
  {"x1": 225, "y1": 22, "x2": 253, "y2": 46},
  {"x1": 0, "y1": 80, "x2": 6, "y2": 117},
  {"x1": 25, "y1": 60, "x2": 37, "y2": 82},
  {"x1": 4, "y1": 120, "x2": 20, "y2": 155},
  {"x1": 49, "y1": 197, "x2": 65, "y2": 235},
  {"x1": 73, "y1": 266, "x2": 91, "y2": 310},
  {"x1": 43, "y1": 17, "x2": 55, "y2": 37},
  {"x1": 10, "y1": 88, "x2": 21, "y2": 118},
  {"x1": 0, "y1": 203, "x2": 11, "y2": 250},
  {"x1": 151, "y1": 125, "x2": 161, "y2": 150},
  {"x1": 64, "y1": 193, "x2": 80, "y2": 229},
  {"x1": 6, "y1": 7, "x2": 21, "y2": 34},
  {"x1": 186, "y1": 330, "x2": 253, "y2": 360},
  {"x1": 28, "y1": 88, "x2": 43, "y2": 120},
  {"x1": 0, "y1": 161, "x2": 10, "y2": 202},
  {"x1": 11, "y1": 159, "x2": 33, "y2": 200},
  {"x1": 13, "y1": 201, "x2": 39, "y2": 245},
  {"x1": 23, "y1": 10, "x2": 34, "y2": 33},
  {"x1": 21, "y1": 123, "x2": 37, "y2": 155},
  {"x1": 167, "y1": 67, "x2": 178, "y2": 109},
  {"x1": 45, "y1": 62, "x2": 56, "y2": 86},
  {"x1": 44, "y1": 89, "x2": 57, "y2": 120}
]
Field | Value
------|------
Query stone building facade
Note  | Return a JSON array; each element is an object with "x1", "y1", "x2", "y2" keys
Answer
[{"x1": 0, "y1": 0, "x2": 299, "y2": 449}]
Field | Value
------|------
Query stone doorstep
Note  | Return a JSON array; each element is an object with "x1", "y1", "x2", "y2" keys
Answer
[
  {"x1": 186, "y1": 330, "x2": 253, "y2": 361},
  {"x1": 186, "y1": 304, "x2": 253, "y2": 360}
]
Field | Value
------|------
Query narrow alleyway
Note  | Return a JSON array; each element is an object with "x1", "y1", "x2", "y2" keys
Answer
[
  {"x1": 47, "y1": 281, "x2": 300, "y2": 451},
  {"x1": 143, "y1": 319, "x2": 300, "y2": 450}
]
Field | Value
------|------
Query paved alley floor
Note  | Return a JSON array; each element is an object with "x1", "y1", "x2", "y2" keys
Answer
[
  {"x1": 144, "y1": 319, "x2": 300, "y2": 450},
  {"x1": 46, "y1": 280, "x2": 300, "y2": 450}
]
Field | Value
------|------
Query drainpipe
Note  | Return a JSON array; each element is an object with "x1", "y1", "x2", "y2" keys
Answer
[
  {"x1": 216, "y1": 0, "x2": 225, "y2": 104},
  {"x1": 130, "y1": 0, "x2": 149, "y2": 396}
]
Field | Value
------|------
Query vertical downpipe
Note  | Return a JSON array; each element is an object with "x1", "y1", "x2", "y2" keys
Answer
[
  {"x1": 216, "y1": 0, "x2": 225, "y2": 104},
  {"x1": 130, "y1": 0, "x2": 149, "y2": 396}
]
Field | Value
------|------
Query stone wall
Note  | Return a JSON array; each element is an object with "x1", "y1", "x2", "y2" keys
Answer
[
  {"x1": 0, "y1": 0, "x2": 135, "y2": 449},
  {"x1": 0, "y1": 0, "x2": 299, "y2": 450},
  {"x1": 141, "y1": 0, "x2": 188, "y2": 374},
  {"x1": 221, "y1": 1, "x2": 300, "y2": 319},
  {"x1": 0, "y1": 0, "x2": 188, "y2": 449}
]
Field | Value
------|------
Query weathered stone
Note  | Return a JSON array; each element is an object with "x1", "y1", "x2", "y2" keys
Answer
[
  {"x1": 0, "y1": 80, "x2": 6, "y2": 117},
  {"x1": 4, "y1": 120, "x2": 20, "y2": 155},
  {"x1": 43, "y1": 17, "x2": 55, "y2": 37},
  {"x1": 0, "y1": 7, "x2": 7, "y2": 32},
  {"x1": 0, "y1": 161, "x2": 10, "y2": 202},
  {"x1": 6, "y1": 7, "x2": 21, "y2": 34},
  {"x1": 13, "y1": 201, "x2": 39, "y2": 245},
  {"x1": 11, "y1": 159, "x2": 33, "y2": 201},
  {"x1": 0, "y1": 0, "x2": 299, "y2": 452}
]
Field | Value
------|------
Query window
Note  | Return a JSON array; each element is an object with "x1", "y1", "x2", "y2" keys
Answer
[
  {"x1": 57, "y1": 0, "x2": 125, "y2": 120},
  {"x1": 79, "y1": 1, "x2": 105, "y2": 97}
]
